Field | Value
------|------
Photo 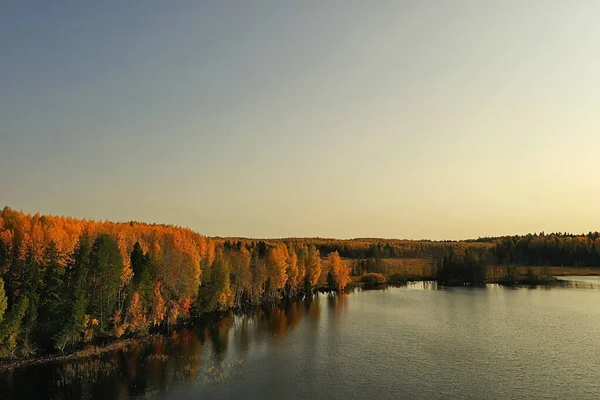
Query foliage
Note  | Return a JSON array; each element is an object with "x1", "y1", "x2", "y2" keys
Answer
[
  {"x1": 435, "y1": 248, "x2": 487, "y2": 285},
  {"x1": 198, "y1": 252, "x2": 234, "y2": 313},
  {"x1": 360, "y1": 273, "x2": 387, "y2": 285},
  {"x1": 304, "y1": 245, "x2": 321, "y2": 294},
  {"x1": 150, "y1": 282, "x2": 166, "y2": 327},
  {"x1": 2, "y1": 206, "x2": 598, "y2": 359},
  {"x1": 0, "y1": 278, "x2": 6, "y2": 324},
  {"x1": 326, "y1": 251, "x2": 350, "y2": 291}
]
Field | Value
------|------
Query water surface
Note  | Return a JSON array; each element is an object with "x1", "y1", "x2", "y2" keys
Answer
[{"x1": 2, "y1": 280, "x2": 600, "y2": 399}]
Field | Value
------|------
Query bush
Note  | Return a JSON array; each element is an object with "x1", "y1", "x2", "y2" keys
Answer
[{"x1": 361, "y1": 273, "x2": 387, "y2": 285}]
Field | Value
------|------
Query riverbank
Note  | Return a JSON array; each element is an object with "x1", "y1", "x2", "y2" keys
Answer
[{"x1": 0, "y1": 337, "x2": 150, "y2": 372}]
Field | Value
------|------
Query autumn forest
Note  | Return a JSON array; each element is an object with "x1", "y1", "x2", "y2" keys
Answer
[{"x1": 1, "y1": 206, "x2": 600, "y2": 361}]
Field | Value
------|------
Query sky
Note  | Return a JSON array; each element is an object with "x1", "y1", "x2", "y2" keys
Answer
[{"x1": 1, "y1": 1, "x2": 600, "y2": 240}]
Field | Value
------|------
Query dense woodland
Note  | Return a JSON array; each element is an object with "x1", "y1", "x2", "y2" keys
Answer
[
  {"x1": 0, "y1": 207, "x2": 349, "y2": 358},
  {"x1": 1, "y1": 206, "x2": 600, "y2": 359}
]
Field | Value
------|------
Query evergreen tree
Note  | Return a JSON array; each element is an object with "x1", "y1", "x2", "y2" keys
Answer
[
  {"x1": 198, "y1": 252, "x2": 234, "y2": 313},
  {"x1": 21, "y1": 245, "x2": 40, "y2": 351},
  {"x1": 88, "y1": 235, "x2": 124, "y2": 333},
  {"x1": 130, "y1": 241, "x2": 152, "y2": 304},
  {"x1": 38, "y1": 241, "x2": 65, "y2": 343},
  {"x1": 0, "y1": 296, "x2": 29, "y2": 357},
  {"x1": 55, "y1": 234, "x2": 91, "y2": 351}
]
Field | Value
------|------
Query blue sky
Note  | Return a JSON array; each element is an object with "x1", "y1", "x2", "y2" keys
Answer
[{"x1": 1, "y1": 1, "x2": 600, "y2": 239}]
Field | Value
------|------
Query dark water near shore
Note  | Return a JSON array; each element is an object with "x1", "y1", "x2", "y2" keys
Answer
[{"x1": 2, "y1": 278, "x2": 600, "y2": 399}]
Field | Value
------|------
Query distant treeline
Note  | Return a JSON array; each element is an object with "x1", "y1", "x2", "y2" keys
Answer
[
  {"x1": 490, "y1": 233, "x2": 600, "y2": 266},
  {"x1": 222, "y1": 232, "x2": 600, "y2": 267},
  {"x1": 220, "y1": 237, "x2": 491, "y2": 259},
  {"x1": 0, "y1": 207, "x2": 351, "y2": 359}
]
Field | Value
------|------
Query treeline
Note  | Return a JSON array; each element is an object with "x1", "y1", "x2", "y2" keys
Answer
[
  {"x1": 490, "y1": 233, "x2": 600, "y2": 267},
  {"x1": 0, "y1": 207, "x2": 350, "y2": 358},
  {"x1": 221, "y1": 238, "x2": 492, "y2": 260},
  {"x1": 225, "y1": 232, "x2": 600, "y2": 268}
]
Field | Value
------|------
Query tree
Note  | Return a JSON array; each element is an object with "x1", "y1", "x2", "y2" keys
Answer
[
  {"x1": 38, "y1": 241, "x2": 65, "y2": 342},
  {"x1": 55, "y1": 234, "x2": 91, "y2": 351},
  {"x1": 130, "y1": 241, "x2": 152, "y2": 304},
  {"x1": 296, "y1": 246, "x2": 308, "y2": 293},
  {"x1": 19, "y1": 244, "x2": 40, "y2": 351},
  {"x1": 0, "y1": 278, "x2": 7, "y2": 324},
  {"x1": 266, "y1": 244, "x2": 288, "y2": 301},
  {"x1": 286, "y1": 245, "x2": 299, "y2": 297},
  {"x1": 198, "y1": 252, "x2": 234, "y2": 313},
  {"x1": 88, "y1": 235, "x2": 124, "y2": 332},
  {"x1": 251, "y1": 250, "x2": 267, "y2": 304},
  {"x1": 0, "y1": 297, "x2": 29, "y2": 357},
  {"x1": 150, "y1": 282, "x2": 166, "y2": 327},
  {"x1": 305, "y1": 245, "x2": 321, "y2": 294},
  {"x1": 126, "y1": 292, "x2": 147, "y2": 334},
  {"x1": 327, "y1": 251, "x2": 350, "y2": 291},
  {"x1": 230, "y1": 246, "x2": 252, "y2": 306}
]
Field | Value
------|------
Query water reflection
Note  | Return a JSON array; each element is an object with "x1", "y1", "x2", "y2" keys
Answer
[
  {"x1": 4, "y1": 281, "x2": 600, "y2": 400},
  {"x1": 0, "y1": 297, "x2": 324, "y2": 400},
  {"x1": 555, "y1": 275, "x2": 600, "y2": 289}
]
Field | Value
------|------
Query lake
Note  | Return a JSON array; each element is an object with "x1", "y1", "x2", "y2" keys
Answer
[{"x1": 2, "y1": 278, "x2": 600, "y2": 399}]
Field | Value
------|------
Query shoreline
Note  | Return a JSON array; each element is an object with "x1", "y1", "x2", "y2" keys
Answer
[
  {"x1": 0, "y1": 275, "x2": 593, "y2": 372},
  {"x1": 0, "y1": 337, "x2": 150, "y2": 372}
]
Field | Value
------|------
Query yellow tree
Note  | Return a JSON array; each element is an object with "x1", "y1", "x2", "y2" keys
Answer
[
  {"x1": 127, "y1": 292, "x2": 147, "y2": 334},
  {"x1": 286, "y1": 245, "x2": 299, "y2": 297},
  {"x1": 267, "y1": 244, "x2": 289, "y2": 299},
  {"x1": 150, "y1": 282, "x2": 166, "y2": 327},
  {"x1": 305, "y1": 245, "x2": 322, "y2": 294},
  {"x1": 327, "y1": 251, "x2": 350, "y2": 291}
]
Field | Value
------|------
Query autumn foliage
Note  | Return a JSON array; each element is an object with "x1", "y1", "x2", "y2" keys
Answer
[
  {"x1": 0, "y1": 207, "x2": 328, "y2": 357},
  {"x1": 327, "y1": 251, "x2": 350, "y2": 291},
  {"x1": 2, "y1": 206, "x2": 595, "y2": 359}
]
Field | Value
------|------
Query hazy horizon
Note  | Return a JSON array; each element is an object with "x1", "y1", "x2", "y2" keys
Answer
[{"x1": 2, "y1": 1, "x2": 600, "y2": 240}]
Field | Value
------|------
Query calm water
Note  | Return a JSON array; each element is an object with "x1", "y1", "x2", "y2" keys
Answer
[{"x1": 2, "y1": 279, "x2": 600, "y2": 399}]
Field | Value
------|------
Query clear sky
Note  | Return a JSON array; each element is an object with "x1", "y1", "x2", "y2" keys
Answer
[{"x1": 1, "y1": 1, "x2": 599, "y2": 240}]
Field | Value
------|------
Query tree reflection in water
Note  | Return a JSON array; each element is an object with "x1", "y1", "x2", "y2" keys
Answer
[{"x1": 0, "y1": 296, "x2": 325, "y2": 399}]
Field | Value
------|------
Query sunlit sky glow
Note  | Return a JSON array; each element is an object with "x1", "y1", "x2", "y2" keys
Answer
[{"x1": 1, "y1": 1, "x2": 600, "y2": 240}]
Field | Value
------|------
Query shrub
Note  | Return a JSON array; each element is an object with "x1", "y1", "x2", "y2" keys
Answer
[{"x1": 360, "y1": 273, "x2": 387, "y2": 285}]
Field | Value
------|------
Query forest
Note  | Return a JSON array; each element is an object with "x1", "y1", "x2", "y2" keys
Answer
[
  {"x1": 1, "y1": 206, "x2": 600, "y2": 360},
  {"x1": 0, "y1": 207, "x2": 352, "y2": 359}
]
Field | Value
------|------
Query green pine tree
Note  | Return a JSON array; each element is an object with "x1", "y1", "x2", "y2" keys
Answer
[
  {"x1": 88, "y1": 235, "x2": 124, "y2": 333},
  {"x1": 38, "y1": 241, "x2": 65, "y2": 344},
  {"x1": 55, "y1": 234, "x2": 91, "y2": 351},
  {"x1": 130, "y1": 241, "x2": 152, "y2": 305}
]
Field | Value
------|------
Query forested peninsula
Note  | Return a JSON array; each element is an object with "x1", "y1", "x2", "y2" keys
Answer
[{"x1": 1, "y1": 206, "x2": 599, "y2": 362}]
